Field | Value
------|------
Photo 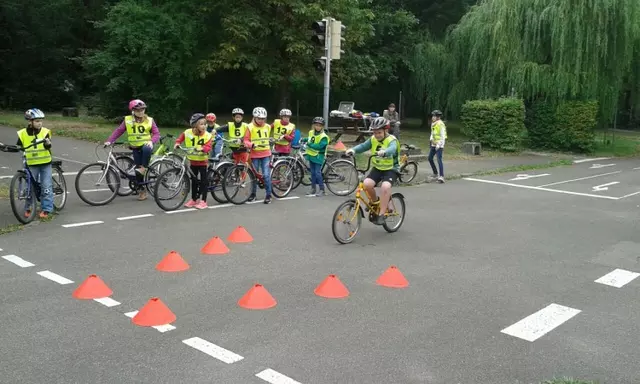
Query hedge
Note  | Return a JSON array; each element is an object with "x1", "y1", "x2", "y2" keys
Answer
[{"x1": 461, "y1": 97, "x2": 526, "y2": 151}]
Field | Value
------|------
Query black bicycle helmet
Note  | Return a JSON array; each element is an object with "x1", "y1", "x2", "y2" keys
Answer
[
  {"x1": 312, "y1": 116, "x2": 325, "y2": 125},
  {"x1": 190, "y1": 113, "x2": 206, "y2": 126},
  {"x1": 369, "y1": 117, "x2": 389, "y2": 130},
  {"x1": 431, "y1": 109, "x2": 443, "y2": 116}
]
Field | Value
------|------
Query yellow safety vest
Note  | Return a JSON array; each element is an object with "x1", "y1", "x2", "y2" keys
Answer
[
  {"x1": 431, "y1": 120, "x2": 447, "y2": 141},
  {"x1": 124, "y1": 115, "x2": 153, "y2": 147},
  {"x1": 184, "y1": 129, "x2": 212, "y2": 161},
  {"x1": 370, "y1": 135, "x2": 399, "y2": 171},
  {"x1": 249, "y1": 123, "x2": 270, "y2": 151},
  {"x1": 228, "y1": 122, "x2": 248, "y2": 149},
  {"x1": 17, "y1": 128, "x2": 52, "y2": 166},
  {"x1": 271, "y1": 120, "x2": 295, "y2": 146},
  {"x1": 305, "y1": 130, "x2": 331, "y2": 157}
]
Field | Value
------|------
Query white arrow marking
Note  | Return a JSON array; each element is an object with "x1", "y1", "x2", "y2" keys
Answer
[
  {"x1": 590, "y1": 163, "x2": 616, "y2": 169},
  {"x1": 592, "y1": 182, "x2": 619, "y2": 191},
  {"x1": 509, "y1": 173, "x2": 550, "y2": 181}
]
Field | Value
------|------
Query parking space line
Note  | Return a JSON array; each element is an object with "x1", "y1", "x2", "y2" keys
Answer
[
  {"x1": 256, "y1": 368, "x2": 302, "y2": 384},
  {"x1": 573, "y1": 157, "x2": 611, "y2": 163},
  {"x1": 182, "y1": 337, "x2": 244, "y2": 364},
  {"x1": 536, "y1": 171, "x2": 621, "y2": 187},
  {"x1": 500, "y1": 303, "x2": 581, "y2": 342},
  {"x1": 618, "y1": 191, "x2": 640, "y2": 199},
  {"x1": 117, "y1": 214, "x2": 154, "y2": 221},
  {"x1": 124, "y1": 311, "x2": 176, "y2": 332},
  {"x1": 594, "y1": 269, "x2": 640, "y2": 288},
  {"x1": 2, "y1": 255, "x2": 35, "y2": 268},
  {"x1": 36, "y1": 270, "x2": 74, "y2": 285},
  {"x1": 463, "y1": 178, "x2": 619, "y2": 200}
]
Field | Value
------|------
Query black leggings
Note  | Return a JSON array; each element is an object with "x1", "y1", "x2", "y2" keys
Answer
[{"x1": 190, "y1": 165, "x2": 208, "y2": 201}]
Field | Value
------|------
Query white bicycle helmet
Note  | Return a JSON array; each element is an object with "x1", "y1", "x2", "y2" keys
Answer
[
  {"x1": 232, "y1": 108, "x2": 244, "y2": 115},
  {"x1": 369, "y1": 117, "x2": 389, "y2": 130},
  {"x1": 25, "y1": 108, "x2": 45, "y2": 120},
  {"x1": 279, "y1": 108, "x2": 292, "y2": 117},
  {"x1": 252, "y1": 107, "x2": 267, "y2": 119}
]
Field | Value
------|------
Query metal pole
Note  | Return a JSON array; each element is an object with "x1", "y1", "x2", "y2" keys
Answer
[
  {"x1": 322, "y1": 18, "x2": 332, "y2": 131},
  {"x1": 398, "y1": 91, "x2": 403, "y2": 119}
]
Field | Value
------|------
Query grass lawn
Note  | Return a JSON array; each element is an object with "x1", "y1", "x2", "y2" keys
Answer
[{"x1": 541, "y1": 378, "x2": 598, "y2": 384}]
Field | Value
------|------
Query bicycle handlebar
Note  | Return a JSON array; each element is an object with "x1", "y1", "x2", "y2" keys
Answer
[{"x1": 0, "y1": 138, "x2": 47, "y2": 153}]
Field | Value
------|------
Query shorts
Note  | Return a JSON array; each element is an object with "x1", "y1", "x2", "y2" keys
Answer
[{"x1": 366, "y1": 168, "x2": 397, "y2": 185}]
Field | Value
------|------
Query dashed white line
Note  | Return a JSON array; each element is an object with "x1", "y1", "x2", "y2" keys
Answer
[
  {"x1": 573, "y1": 157, "x2": 611, "y2": 164},
  {"x1": 124, "y1": 311, "x2": 175, "y2": 332},
  {"x1": 256, "y1": 369, "x2": 302, "y2": 384},
  {"x1": 501, "y1": 303, "x2": 581, "y2": 342},
  {"x1": 463, "y1": 178, "x2": 619, "y2": 200},
  {"x1": 165, "y1": 208, "x2": 197, "y2": 214},
  {"x1": 94, "y1": 297, "x2": 121, "y2": 307},
  {"x1": 182, "y1": 337, "x2": 244, "y2": 364},
  {"x1": 37, "y1": 270, "x2": 74, "y2": 285},
  {"x1": 536, "y1": 171, "x2": 621, "y2": 187},
  {"x1": 2, "y1": 255, "x2": 35, "y2": 268},
  {"x1": 594, "y1": 268, "x2": 640, "y2": 288},
  {"x1": 209, "y1": 203, "x2": 233, "y2": 209},
  {"x1": 117, "y1": 214, "x2": 154, "y2": 221},
  {"x1": 61, "y1": 221, "x2": 104, "y2": 228}
]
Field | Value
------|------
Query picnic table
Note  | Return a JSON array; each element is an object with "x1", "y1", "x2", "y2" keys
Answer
[{"x1": 325, "y1": 101, "x2": 374, "y2": 143}]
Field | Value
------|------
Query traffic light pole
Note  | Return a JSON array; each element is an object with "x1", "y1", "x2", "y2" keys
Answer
[{"x1": 322, "y1": 18, "x2": 332, "y2": 131}]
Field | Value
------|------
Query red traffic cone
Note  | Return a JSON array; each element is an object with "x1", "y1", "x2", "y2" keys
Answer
[
  {"x1": 238, "y1": 284, "x2": 277, "y2": 309},
  {"x1": 131, "y1": 297, "x2": 176, "y2": 327},
  {"x1": 314, "y1": 274, "x2": 349, "y2": 298},
  {"x1": 156, "y1": 250, "x2": 189, "y2": 272},
  {"x1": 72, "y1": 274, "x2": 113, "y2": 299},
  {"x1": 376, "y1": 265, "x2": 409, "y2": 288},
  {"x1": 201, "y1": 236, "x2": 229, "y2": 254},
  {"x1": 227, "y1": 226, "x2": 253, "y2": 243}
]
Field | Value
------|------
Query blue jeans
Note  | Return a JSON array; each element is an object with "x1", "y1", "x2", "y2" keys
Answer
[
  {"x1": 309, "y1": 161, "x2": 324, "y2": 190},
  {"x1": 27, "y1": 163, "x2": 54, "y2": 213},
  {"x1": 132, "y1": 145, "x2": 152, "y2": 186},
  {"x1": 428, "y1": 146, "x2": 444, "y2": 177},
  {"x1": 251, "y1": 157, "x2": 272, "y2": 197}
]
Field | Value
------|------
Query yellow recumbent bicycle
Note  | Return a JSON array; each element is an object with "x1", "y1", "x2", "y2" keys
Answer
[{"x1": 331, "y1": 153, "x2": 406, "y2": 244}]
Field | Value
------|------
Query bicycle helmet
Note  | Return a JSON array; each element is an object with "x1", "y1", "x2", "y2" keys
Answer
[
  {"x1": 129, "y1": 99, "x2": 147, "y2": 111},
  {"x1": 252, "y1": 107, "x2": 267, "y2": 119},
  {"x1": 24, "y1": 108, "x2": 45, "y2": 120},
  {"x1": 205, "y1": 113, "x2": 216, "y2": 122},
  {"x1": 369, "y1": 117, "x2": 389, "y2": 130},
  {"x1": 190, "y1": 113, "x2": 206, "y2": 126},
  {"x1": 232, "y1": 108, "x2": 244, "y2": 115},
  {"x1": 431, "y1": 109, "x2": 443, "y2": 117},
  {"x1": 279, "y1": 108, "x2": 292, "y2": 117},
  {"x1": 311, "y1": 116, "x2": 325, "y2": 125}
]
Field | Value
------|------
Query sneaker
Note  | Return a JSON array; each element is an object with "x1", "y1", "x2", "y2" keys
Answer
[
  {"x1": 264, "y1": 195, "x2": 272, "y2": 204},
  {"x1": 437, "y1": 176, "x2": 445, "y2": 183},
  {"x1": 195, "y1": 200, "x2": 208, "y2": 209},
  {"x1": 315, "y1": 190, "x2": 326, "y2": 197},
  {"x1": 39, "y1": 211, "x2": 49, "y2": 219},
  {"x1": 24, "y1": 210, "x2": 32, "y2": 218},
  {"x1": 427, "y1": 174, "x2": 438, "y2": 182},
  {"x1": 305, "y1": 189, "x2": 317, "y2": 197},
  {"x1": 247, "y1": 194, "x2": 256, "y2": 202},
  {"x1": 184, "y1": 199, "x2": 197, "y2": 208},
  {"x1": 137, "y1": 190, "x2": 148, "y2": 201}
]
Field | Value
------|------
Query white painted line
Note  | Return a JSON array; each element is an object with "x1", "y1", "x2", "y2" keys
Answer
[
  {"x1": 94, "y1": 297, "x2": 121, "y2": 307},
  {"x1": 37, "y1": 270, "x2": 74, "y2": 285},
  {"x1": 165, "y1": 208, "x2": 197, "y2": 214},
  {"x1": 618, "y1": 191, "x2": 640, "y2": 199},
  {"x1": 501, "y1": 303, "x2": 581, "y2": 342},
  {"x1": 463, "y1": 178, "x2": 619, "y2": 200},
  {"x1": 209, "y1": 203, "x2": 233, "y2": 209},
  {"x1": 537, "y1": 171, "x2": 621, "y2": 187},
  {"x1": 573, "y1": 157, "x2": 611, "y2": 164},
  {"x1": 509, "y1": 173, "x2": 550, "y2": 181},
  {"x1": 61, "y1": 221, "x2": 104, "y2": 228},
  {"x1": 117, "y1": 213, "x2": 154, "y2": 221},
  {"x1": 81, "y1": 188, "x2": 112, "y2": 193},
  {"x1": 256, "y1": 369, "x2": 302, "y2": 384},
  {"x1": 594, "y1": 269, "x2": 640, "y2": 288},
  {"x1": 124, "y1": 311, "x2": 176, "y2": 332},
  {"x1": 277, "y1": 196, "x2": 300, "y2": 201},
  {"x1": 633, "y1": 167, "x2": 640, "y2": 170},
  {"x1": 2, "y1": 255, "x2": 35, "y2": 268},
  {"x1": 182, "y1": 337, "x2": 244, "y2": 364},
  {"x1": 589, "y1": 163, "x2": 616, "y2": 169},
  {"x1": 247, "y1": 199, "x2": 265, "y2": 204},
  {"x1": 53, "y1": 156, "x2": 88, "y2": 165},
  {"x1": 592, "y1": 181, "x2": 619, "y2": 191}
]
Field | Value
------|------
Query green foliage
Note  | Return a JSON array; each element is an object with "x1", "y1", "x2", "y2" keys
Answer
[
  {"x1": 461, "y1": 97, "x2": 526, "y2": 151},
  {"x1": 525, "y1": 100, "x2": 557, "y2": 149},
  {"x1": 552, "y1": 101, "x2": 598, "y2": 153}
]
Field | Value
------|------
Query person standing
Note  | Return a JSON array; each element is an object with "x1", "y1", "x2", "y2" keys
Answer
[{"x1": 428, "y1": 109, "x2": 446, "y2": 183}]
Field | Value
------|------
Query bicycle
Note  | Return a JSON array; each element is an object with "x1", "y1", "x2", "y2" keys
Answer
[
  {"x1": 398, "y1": 143, "x2": 419, "y2": 183},
  {"x1": 0, "y1": 139, "x2": 67, "y2": 224},
  {"x1": 331, "y1": 154, "x2": 406, "y2": 244}
]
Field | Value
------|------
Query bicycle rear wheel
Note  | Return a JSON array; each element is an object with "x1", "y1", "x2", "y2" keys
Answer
[
  {"x1": 153, "y1": 167, "x2": 190, "y2": 211},
  {"x1": 114, "y1": 156, "x2": 134, "y2": 196},
  {"x1": 398, "y1": 162, "x2": 418, "y2": 183},
  {"x1": 52, "y1": 166, "x2": 67, "y2": 210},
  {"x1": 270, "y1": 161, "x2": 294, "y2": 198},
  {"x1": 222, "y1": 164, "x2": 255, "y2": 205},
  {"x1": 325, "y1": 159, "x2": 359, "y2": 196},
  {"x1": 209, "y1": 162, "x2": 232, "y2": 204},
  {"x1": 332, "y1": 199, "x2": 362, "y2": 244},
  {"x1": 9, "y1": 171, "x2": 37, "y2": 224},
  {"x1": 75, "y1": 162, "x2": 120, "y2": 206},
  {"x1": 382, "y1": 193, "x2": 406, "y2": 233}
]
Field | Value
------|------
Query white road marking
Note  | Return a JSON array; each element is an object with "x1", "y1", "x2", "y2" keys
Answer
[
  {"x1": 256, "y1": 369, "x2": 302, "y2": 384},
  {"x1": 53, "y1": 156, "x2": 88, "y2": 165},
  {"x1": 589, "y1": 163, "x2": 616, "y2": 169},
  {"x1": 80, "y1": 188, "x2": 112, "y2": 193},
  {"x1": 165, "y1": 208, "x2": 197, "y2": 214},
  {"x1": 124, "y1": 311, "x2": 176, "y2": 332},
  {"x1": 537, "y1": 171, "x2": 621, "y2": 187},
  {"x1": 573, "y1": 157, "x2": 611, "y2": 164},
  {"x1": 116, "y1": 213, "x2": 153, "y2": 221},
  {"x1": 37, "y1": 270, "x2": 74, "y2": 285},
  {"x1": 592, "y1": 181, "x2": 619, "y2": 191},
  {"x1": 209, "y1": 203, "x2": 233, "y2": 209},
  {"x1": 2, "y1": 255, "x2": 35, "y2": 267},
  {"x1": 182, "y1": 337, "x2": 244, "y2": 364},
  {"x1": 594, "y1": 269, "x2": 640, "y2": 288},
  {"x1": 618, "y1": 191, "x2": 640, "y2": 199},
  {"x1": 508, "y1": 173, "x2": 550, "y2": 181},
  {"x1": 463, "y1": 178, "x2": 619, "y2": 200},
  {"x1": 501, "y1": 303, "x2": 581, "y2": 342},
  {"x1": 61, "y1": 221, "x2": 104, "y2": 228},
  {"x1": 94, "y1": 297, "x2": 121, "y2": 307}
]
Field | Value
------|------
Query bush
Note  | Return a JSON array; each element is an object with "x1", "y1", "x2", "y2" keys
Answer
[
  {"x1": 461, "y1": 97, "x2": 526, "y2": 151},
  {"x1": 525, "y1": 100, "x2": 556, "y2": 149}
]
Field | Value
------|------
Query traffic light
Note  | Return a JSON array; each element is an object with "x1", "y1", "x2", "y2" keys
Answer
[
  {"x1": 311, "y1": 20, "x2": 328, "y2": 47},
  {"x1": 314, "y1": 57, "x2": 326, "y2": 72},
  {"x1": 330, "y1": 21, "x2": 346, "y2": 60}
]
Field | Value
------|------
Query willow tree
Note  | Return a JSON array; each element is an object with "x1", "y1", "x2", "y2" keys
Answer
[{"x1": 443, "y1": 0, "x2": 640, "y2": 120}]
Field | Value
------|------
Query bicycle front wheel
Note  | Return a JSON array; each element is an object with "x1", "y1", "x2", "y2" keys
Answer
[
  {"x1": 9, "y1": 171, "x2": 37, "y2": 224},
  {"x1": 270, "y1": 161, "x2": 294, "y2": 198},
  {"x1": 209, "y1": 162, "x2": 232, "y2": 204},
  {"x1": 332, "y1": 199, "x2": 362, "y2": 244},
  {"x1": 222, "y1": 164, "x2": 255, "y2": 205},
  {"x1": 52, "y1": 166, "x2": 67, "y2": 210},
  {"x1": 325, "y1": 159, "x2": 359, "y2": 196},
  {"x1": 145, "y1": 159, "x2": 178, "y2": 197},
  {"x1": 114, "y1": 155, "x2": 134, "y2": 196},
  {"x1": 153, "y1": 167, "x2": 190, "y2": 211},
  {"x1": 382, "y1": 193, "x2": 406, "y2": 233},
  {"x1": 75, "y1": 162, "x2": 119, "y2": 206}
]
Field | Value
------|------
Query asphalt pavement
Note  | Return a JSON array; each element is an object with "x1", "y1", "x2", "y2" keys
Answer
[{"x1": 2, "y1": 149, "x2": 640, "y2": 383}]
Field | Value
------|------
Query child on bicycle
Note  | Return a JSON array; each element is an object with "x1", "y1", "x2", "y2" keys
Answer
[
  {"x1": 105, "y1": 99, "x2": 160, "y2": 201},
  {"x1": 208, "y1": 108, "x2": 251, "y2": 164},
  {"x1": 300, "y1": 116, "x2": 330, "y2": 197},
  {"x1": 17, "y1": 108, "x2": 53, "y2": 218},
  {"x1": 242, "y1": 107, "x2": 273, "y2": 204},
  {"x1": 174, "y1": 113, "x2": 213, "y2": 209},
  {"x1": 270, "y1": 108, "x2": 296, "y2": 155}
]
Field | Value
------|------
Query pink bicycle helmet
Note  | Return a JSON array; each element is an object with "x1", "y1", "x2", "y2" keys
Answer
[
  {"x1": 128, "y1": 99, "x2": 147, "y2": 111},
  {"x1": 205, "y1": 113, "x2": 216, "y2": 122}
]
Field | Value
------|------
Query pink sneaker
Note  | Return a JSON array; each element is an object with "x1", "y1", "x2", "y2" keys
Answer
[
  {"x1": 195, "y1": 200, "x2": 208, "y2": 209},
  {"x1": 184, "y1": 199, "x2": 197, "y2": 208}
]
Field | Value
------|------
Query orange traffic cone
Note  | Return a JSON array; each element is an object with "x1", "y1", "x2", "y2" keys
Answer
[
  {"x1": 334, "y1": 141, "x2": 346, "y2": 150},
  {"x1": 201, "y1": 236, "x2": 229, "y2": 255},
  {"x1": 238, "y1": 284, "x2": 277, "y2": 309},
  {"x1": 156, "y1": 250, "x2": 189, "y2": 272},
  {"x1": 227, "y1": 226, "x2": 253, "y2": 243},
  {"x1": 72, "y1": 274, "x2": 113, "y2": 299},
  {"x1": 131, "y1": 297, "x2": 176, "y2": 326},
  {"x1": 376, "y1": 265, "x2": 409, "y2": 288},
  {"x1": 314, "y1": 274, "x2": 349, "y2": 298}
]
